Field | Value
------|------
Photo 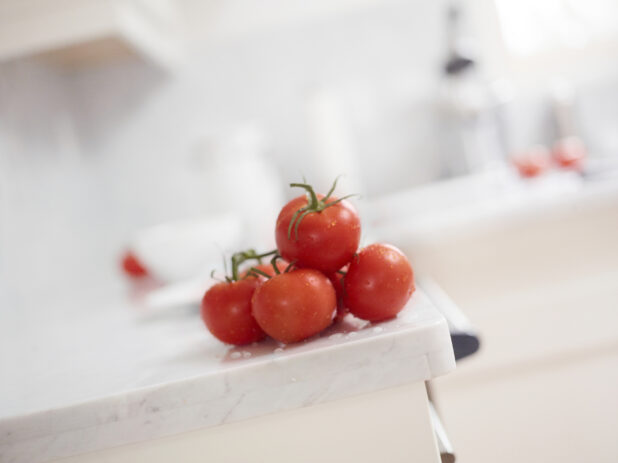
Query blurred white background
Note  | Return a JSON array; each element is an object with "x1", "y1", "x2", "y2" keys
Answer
[
  {"x1": 2, "y1": 0, "x2": 617, "y2": 290},
  {"x1": 1, "y1": 0, "x2": 618, "y2": 461}
]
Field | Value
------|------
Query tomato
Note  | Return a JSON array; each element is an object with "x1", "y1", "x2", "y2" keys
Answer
[
  {"x1": 275, "y1": 182, "x2": 361, "y2": 274},
  {"x1": 344, "y1": 244, "x2": 415, "y2": 322},
  {"x1": 252, "y1": 269, "x2": 336, "y2": 343},
  {"x1": 511, "y1": 146, "x2": 550, "y2": 178},
  {"x1": 552, "y1": 136, "x2": 586, "y2": 170},
  {"x1": 201, "y1": 278, "x2": 266, "y2": 345},
  {"x1": 121, "y1": 251, "x2": 148, "y2": 278},
  {"x1": 328, "y1": 265, "x2": 349, "y2": 321}
]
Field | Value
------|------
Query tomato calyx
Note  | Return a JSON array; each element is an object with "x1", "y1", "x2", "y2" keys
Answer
[{"x1": 287, "y1": 177, "x2": 357, "y2": 240}]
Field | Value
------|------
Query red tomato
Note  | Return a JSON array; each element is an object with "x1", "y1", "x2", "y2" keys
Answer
[
  {"x1": 201, "y1": 278, "x2": 266, "y2": 345},
  {"x1": 344, "y1": 244, "x2": 415, "y2": 322},
  {"x1": 552, "y1": 136, "x2": 586, "y2": 170},
  {"x1": 511, "y1": 146, "x2": 550, "y2": 178},
  {"x1": 252, "y1": 269, "x2": 336, "y2": 343},
  {"x1": 239, "y1": 260, "x2": 290, "y2": 280},
  {"x1": 121, "y1": 251, "x2": 148, "y2": 278},
  {"x1": 275, "y1": 193, "x2": 361, "y2": 274},
  {"x1": 328, "y1": 265, "x2": 349, "y2": 321}
]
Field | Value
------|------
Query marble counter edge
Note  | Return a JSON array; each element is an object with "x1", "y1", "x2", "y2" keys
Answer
[{"x1": 0, "y1": 297, "x2": 455, "y2": 463}]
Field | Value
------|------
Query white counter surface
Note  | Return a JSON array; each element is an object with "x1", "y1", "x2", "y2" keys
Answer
[{"x1": 0, "y1": 287, "x2": 454, "y2": 463}]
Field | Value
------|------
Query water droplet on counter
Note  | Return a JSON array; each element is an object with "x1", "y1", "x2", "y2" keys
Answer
[
  {"x1": 372, "y1": 326, "x2": 384, "y2": 333},
  {"x1": 328, "y1": 333, "x2": 343, "y2": 340},
  {"x1": 290, "y1": 377, "x2": 297, "y2": 382},
  {"x1": 230, "y1": 352, "x2": 242, "y2": 360},
  {"x1": 242, "y1": 351, "x2": 252, "y2": 359}
]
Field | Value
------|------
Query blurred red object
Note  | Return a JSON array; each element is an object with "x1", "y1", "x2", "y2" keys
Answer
[
  {"x1": 552, "y1": 136, "x2": 586, "y2": 170},
  {"x1": 122, "y1": 251, "x2": 149, "y2": 278},
  {"x1": 511, "y1": 146, "x2": 551, "y2": 178}
]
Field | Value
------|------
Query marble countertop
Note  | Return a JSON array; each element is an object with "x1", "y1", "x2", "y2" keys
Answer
[
  {"x1": 0, "y1": 287, "x2": 454, "y2": 463},
  {"x1": 367, "y1": 172, "x2": 618, "y2": 243}
]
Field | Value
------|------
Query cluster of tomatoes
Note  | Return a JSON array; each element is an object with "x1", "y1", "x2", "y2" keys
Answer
[{"x1": 201, "y1": 179, "x2": 415, "y2": 346}]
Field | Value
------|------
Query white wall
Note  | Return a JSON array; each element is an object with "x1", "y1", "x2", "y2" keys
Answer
[
  {"x1": 0, "y1": 0, "x2": 449, "y2": 302},
  {"x1": 1, "y1": 0, "x2": 617, "y2": 301}
]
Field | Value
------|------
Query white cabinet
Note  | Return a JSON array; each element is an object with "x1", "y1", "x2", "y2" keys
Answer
[
  {"x1": 377, "y1": 181, "x2": 618, "y2": 463},
  {"x1": 0, "y1": 0, "x2": 182, "y2": 68}
]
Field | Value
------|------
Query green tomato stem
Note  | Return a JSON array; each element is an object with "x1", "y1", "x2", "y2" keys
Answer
[
  {"x1": 247, "y1": 267, "x2": 272, "y2": 279},
  {"x1": 270, "y1": 254, "x2": 282, "y2": 275},
  {"x1": 228, "y1": 248, "x2": 278, "y2": 282},
  {"x1": 287, "y1": 177, "x2": 358, "y2": 241}
]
